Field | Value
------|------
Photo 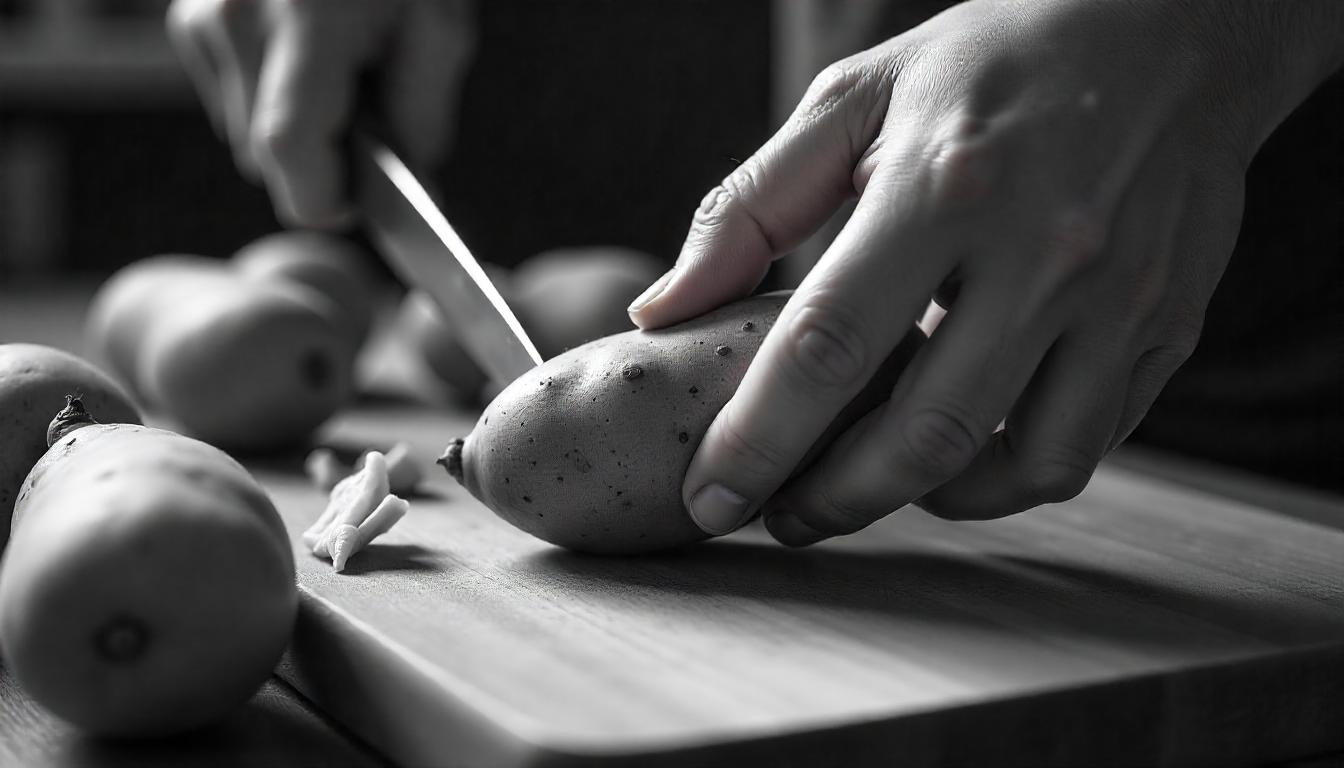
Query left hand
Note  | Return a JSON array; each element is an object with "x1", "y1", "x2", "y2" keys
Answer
[
  {"x1": 627, "y1": 0, "x2": 1344, "y2": 545},
  {"x1": 166, "y1": 0, "x2": 475, "y2": 228}
]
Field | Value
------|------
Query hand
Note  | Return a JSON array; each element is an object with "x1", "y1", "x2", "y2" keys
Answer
[
  {"x1": 628, "y1": 0, "x2": 1344, "y2": 544},
  {"x1": 167, "y1": 0, "x2": 474, "y2": 227}
]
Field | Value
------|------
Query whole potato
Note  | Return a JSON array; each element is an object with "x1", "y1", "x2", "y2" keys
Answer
[
  {"x1": 0, "y1": 399, "x2": 296, "y2": 736},
  {"x1": 84, "y1": 255, "x2": 221, "y2": 398},
  {"x1": 393, "y1": 263, "x2": 515, "y2": 404},
  {"x1": 442, "y1": 293, "x2": 924, "y2": 554},
  {"x1": 512, "y1": 247, "x2": 667, "y2": 358},
  {"x1": 0, "y1": 344, "x2": 141, "y2": 550},
  {"x1": 233, "y1": 231, "x2": 378, "y2": 350},
  {"x1": 87, "y1": 256, "x2": 353, "y2": 452},
  {"x1": 395, "y1": 291, "x2": 490, "y2": 404}
]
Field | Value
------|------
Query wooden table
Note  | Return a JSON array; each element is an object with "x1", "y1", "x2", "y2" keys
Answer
[{"x1": 2, "y1": 280, "x2": 1343, "y2": 767}]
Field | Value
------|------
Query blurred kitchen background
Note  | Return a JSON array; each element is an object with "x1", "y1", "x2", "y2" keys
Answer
[
  {"x1": 1, "y1": 0, "x2": 1340, "y2": 493},
  {"x1": 0, "y1": 0, "x2": 777, "y2": 277}
]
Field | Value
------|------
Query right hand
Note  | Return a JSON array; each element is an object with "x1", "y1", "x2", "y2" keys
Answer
[{"x1": 167, "y1": 0, "x2": 475, "y2": 228}]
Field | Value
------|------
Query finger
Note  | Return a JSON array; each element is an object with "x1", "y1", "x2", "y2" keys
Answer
[
  {"x1": 680, "y1": 174, "x2": 953, "y2": 537},
  {"x1": 1110, "y1": 332, "x2": 1200, "y2": 449},
  {"x1": 763, "y1": 154, "x2": 1167, "y2": 541},
  {"x1": 629, "y1": 60, "x2": 895, "y2": 330},
  {"x1": 203, "y1": 0, "x2": 265, "y2": 179},
  {"x1": 1111, "y1": 168, "x2": 1242, "y2": 448},
  {"x1": 917, "y1": 129, "x2": 1205, "y2": 520},
  {"x1": 251, "y1": 4, "x2": 377, "y2": 227},
  {"x1": 915, "y1": 328, "x2": 1132, "y2": 520},
  {"x1": 383, "y1": 0, "x2": 475, "y2": 169},
  {"x1": 165, "y1": 0, "x2": 226, "y2": 137},
  {"x1": 761, "y1": 274, "x2": 1057, "y2": 546}
]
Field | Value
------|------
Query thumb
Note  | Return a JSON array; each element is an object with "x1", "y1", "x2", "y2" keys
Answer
[{"x1": 628, "y1": 63, "x2": 890, "y2": 330}]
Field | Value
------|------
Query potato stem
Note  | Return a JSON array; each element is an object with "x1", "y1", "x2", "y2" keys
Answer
[
  {"x1": 437, "y1": 438, "x2": 465, "y2": 484},
  {"x1": 46, "y1": 395, "x2": 99, "y2": 447}
]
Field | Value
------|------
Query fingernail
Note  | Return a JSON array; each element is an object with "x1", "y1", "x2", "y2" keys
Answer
[
  {"x1": 687, "y1": 483, "x2": 752, "y2": 535},
  {"x1": 627, "y1": 267, "x2": 676, "y2": 315},
  {"x1": 764, "y1": 508, "x2": 827, "y2": 547}
]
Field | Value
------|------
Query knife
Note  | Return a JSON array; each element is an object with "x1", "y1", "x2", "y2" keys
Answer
[{"x1": 352, "y1": 132, "x2": 543, "y2": 385}]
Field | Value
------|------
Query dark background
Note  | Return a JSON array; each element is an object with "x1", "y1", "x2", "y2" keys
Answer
[
  {"x1": 0, "y1": 0, "x2": 771, "y2": 274},
  {"x1": 0, "y1": 0, "x2": 1340, "y2": 493}
]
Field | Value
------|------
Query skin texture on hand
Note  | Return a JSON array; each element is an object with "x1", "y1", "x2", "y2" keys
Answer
[
  {"x1": 630, "y1": 0, "x2": 1344, "y2": 546},
  {"x1": 166, "y1": 0, "x2": 475, "y2": 228}
]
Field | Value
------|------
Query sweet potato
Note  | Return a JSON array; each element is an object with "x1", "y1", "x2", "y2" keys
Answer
[
  {"x1": 0, "y1": 399, "x2": 296, "y2": 735},
  {"x1": 233, "y1": 230, "x2": 378, "y2": 351},
  {"x1": 0, "y1": 344, "x2": 141, "y2": 551},
  {"x1": 442, "y1": 293, "x2": 924, "y2": 554},
  {"x1": 87, "y1": 256, "x2": 353, "y2": 451},
  {"x1": 511, "y1": 247, "x2": 666, "y2": 358}
]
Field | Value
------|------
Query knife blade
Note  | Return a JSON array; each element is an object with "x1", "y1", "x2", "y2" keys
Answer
[{"x1": 353, "y1": 133, "x2": 543, "y2": 384}]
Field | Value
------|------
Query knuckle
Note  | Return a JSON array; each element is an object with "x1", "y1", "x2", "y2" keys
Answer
[
  {"x1": 779, "y1": 303, "x2": 870, "y2": 390},
  {"x1": 1164, "y1": 339, "x2": 1197, "y2": 368},
  {"x1": 715, "y1": 166, "x2": 783, "y2": 253},
  {"x1": 812, "y1": 482, "x2": 878, "y2": 535},
  {"x1": 1020, "y1": 444, "x2": 1095, "y2": 505},
  {"x1": 690, "y1": 184, "x2": 731, "y2": 232},
  {"x1": 920, "y1": 494, "x2": 1016, "y2": 522},
  {"x1": 720, "y1": 165, "x2": 762, "y2": 203},
  {"x1": 714, "y1": 414, "x2": 793, "y2": 482},
  {"x1": 1043, "y1": 205, "x2": 1108, "y2": 277},
  {"x1": 897, "y1": 403, "x2": 982, "y2": 478},
  {"x1": 1167, "y1": 316, "x2": 1205, "y2": 362},
  {"x1": 252, "y1": 115, "x2": 303, "y2": 165},
  {"x1": 800, "y1": 59, "x2": 866, "y2": 121},
  {"x1": 1140, "y1": 318, "x2": 1204, "y2": 377},
  {"x1": 797, "y1": 54, "x2": 891, "y2": 147},
  {"x1": 929, "y1": 131, "x2": 997, "y2": 207}
]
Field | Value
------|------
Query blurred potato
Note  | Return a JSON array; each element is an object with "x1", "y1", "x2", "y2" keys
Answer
[
  {"x1": 511, "y1": 247, "x2": 667, "y2": 359},
  {"x1": 86, "y1": 255, "x2": 354, "y2": 452},
  {"x1": 0, "y1": 344, "x2": 142, "y2": 550},
  {"x1": 393, "y1": 263, "x2": 514, "y2": 405},
  {"x1": 396, "y1": 290, "x2": 491, "y2": 404},
  {"x1": 233, "y1": 231, "x2": 379, "y2": 352}
]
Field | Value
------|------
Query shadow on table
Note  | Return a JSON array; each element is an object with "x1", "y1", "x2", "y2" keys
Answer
[
  {"x1": 522, "y1": 536, "x2": 1344, "y2": 652},
  {"x1": 17, "y1": 678, "x2": 388, "y2": 768}
]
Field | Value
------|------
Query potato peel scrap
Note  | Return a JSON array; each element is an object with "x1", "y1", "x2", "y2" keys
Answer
[
  {"x1": 302, "y1": 451, "x2": 409, "y2": 573},
  {"x1": 305, "y1": 441, "x2": 423, "y2": 495},
  {"x1": 330, "y1": 495, "x2": 409, "y2": 572}
]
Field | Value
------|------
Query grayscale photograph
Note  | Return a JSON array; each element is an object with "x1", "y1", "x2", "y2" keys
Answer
[{"x1": 0, "y1": 1, "x2": 1341, "y2": 766}]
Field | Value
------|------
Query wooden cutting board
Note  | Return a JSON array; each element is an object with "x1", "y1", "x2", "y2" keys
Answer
[{"x1": 251, "y1": 402, "x2": 1344, "y2": 768}]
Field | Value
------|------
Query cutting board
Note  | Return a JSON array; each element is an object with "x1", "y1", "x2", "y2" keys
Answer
[
  {"x1": 251, "y1": 402, "x2": 1344, "y2": 768},
  {"x1": 6, "y1": 283, "x2": 1338, "y2": 766}
]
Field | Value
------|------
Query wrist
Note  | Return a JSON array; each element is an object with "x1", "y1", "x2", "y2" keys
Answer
[{"x1": 1176, "y1": 1, "x2": 1344, "y2": 161}]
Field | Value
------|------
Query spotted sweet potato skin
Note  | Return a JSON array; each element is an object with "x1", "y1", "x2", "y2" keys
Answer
[{"x1": 451, "y1": 293, "x2": 924, "y2": 554}]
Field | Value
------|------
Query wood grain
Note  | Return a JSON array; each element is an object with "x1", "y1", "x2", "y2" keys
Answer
[
  {"x1": 5, "y1": 284, "x2": 1342, "y2": 766},
  {"x1": 263, "y1": 403, "x2": 1344, "y2": 768},
  {"x1": 0, "y1": 667, "x2": 387, "y2": 768}
]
